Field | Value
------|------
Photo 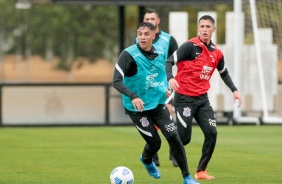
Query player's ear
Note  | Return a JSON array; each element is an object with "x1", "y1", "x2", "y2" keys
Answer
[
  {"x1": 157, "y1": 18, "x2": 160, "y2": 25},
  {"x1": 213, "y1": 26, "x2": 216, "y2": 32},
  {"x1": 152, "y1": 32, "x2": 156, "y2": 40}
]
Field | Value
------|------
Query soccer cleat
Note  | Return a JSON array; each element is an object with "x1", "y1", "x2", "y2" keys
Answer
[
  {"x1": 195, "y1": 170, "x2": 215, "y2": 180},
  {"x1": 169, "y1": 151, "x2": 178, "y2": 167},
  {"x1": 183, "y1": 175, "x2": 200, "y2": 184},
  {"x1": 140, "y1": 155, "x2": 161, "y2": 179},
  {"x1": 152, "y1": 153, "x2": 160, "y2": 167}
]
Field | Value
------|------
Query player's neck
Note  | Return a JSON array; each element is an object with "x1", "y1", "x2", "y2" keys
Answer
[
  {"x1": 199, "y1": 36, "x2": 211, "y2": 45},
  {"x1": 155, "y1": 27, "x2": 160, "y2": 34}
]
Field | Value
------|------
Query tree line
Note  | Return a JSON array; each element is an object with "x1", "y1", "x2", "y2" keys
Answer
[
  {"x1": 0, "y1": 1, "x2": 233, "y2": 70},
  {"x1": 0, "y1": 1, "x2": 119, "y2": 70}
]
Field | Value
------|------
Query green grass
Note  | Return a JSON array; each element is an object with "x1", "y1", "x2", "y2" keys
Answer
[{"x1": 0, "y1": 125, "x2": 281, "y2": 184}]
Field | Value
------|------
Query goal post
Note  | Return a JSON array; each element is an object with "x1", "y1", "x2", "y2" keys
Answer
[
  {"x1": 230, "y1": 0, "x2": 282, "y2": 124},
  {"x1": 245, "y1": 0, "x2": 282, "y2": 124}
]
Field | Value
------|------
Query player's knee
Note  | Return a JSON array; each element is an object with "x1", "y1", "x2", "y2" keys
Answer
[
  {"x1": 155, "y1": 139, "x2": 161, "y2": 148},
  {"x1": 166, "y1": 131, "x2": 180, "y2": 144},
  {"x1": 204, "y1": 128, "x2": 217, "y2": 141},
  {"x1": 182, "y1": 137, "x2": 191, "y2": 146},
  {"x1": 211, "y1": 128, "x2": 217, "y2": 137},
  {"x1": 150, "y1": 138, "x2": 161, "y2": 151},
  {"x1": 151, "y1": 143, "x2": 161, "y2": 152}
]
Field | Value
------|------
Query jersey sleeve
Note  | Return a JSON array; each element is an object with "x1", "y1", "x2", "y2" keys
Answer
[
  {"x1": 112, "y1": 51, "x2": 139, "y2": 100},
  {"x1": 166, "y1": 42, "x2": 193, "y2": 80},
  {"x1": 216, "y1": 55, "x2": 226, "y2": 73},
  {"x1": 217, "y1": 56, "x2": 238, "y2": 92},
  {"x1": 168, "y1": 36, "x2": 178, "y2": 57}
]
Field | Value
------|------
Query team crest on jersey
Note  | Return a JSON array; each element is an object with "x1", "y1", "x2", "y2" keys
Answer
[
  {"x1": 150, "y1": 65, "x2": 157, "y2": 71},
  {"x1": 210, "y1": 54, "x2": 215, "y2": 63},
  {"x1": 183, "y1": 107, "x2": 191, "y2": 117},
  {"x1": 140, "y1": 117, "x2": 149, "y2": 127}
]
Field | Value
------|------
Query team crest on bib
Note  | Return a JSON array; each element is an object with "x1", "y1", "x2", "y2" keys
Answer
[
  {"x1": 140, "y1": 117, "x2": 149, "y2": 127},
  {"x1": 183, "y1": 107, "x2": 191, "y2": 117}
]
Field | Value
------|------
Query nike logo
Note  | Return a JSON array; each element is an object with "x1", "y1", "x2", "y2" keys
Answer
[{"x1": 196, "y1": 52, "x2": 201, "y2": 55}]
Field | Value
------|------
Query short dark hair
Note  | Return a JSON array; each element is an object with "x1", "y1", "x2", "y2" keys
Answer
[
  {"x1": 144, "y1": 8, "x2": 159, "y2": 18},
  {"x1": 199, "y1": 15, "x2": 215, "y2": 24},
  {"x1": 138, "y1": 22, "x2": 156, "y2": 31}
]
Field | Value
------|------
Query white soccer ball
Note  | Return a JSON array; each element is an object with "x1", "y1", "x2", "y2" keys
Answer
[{"x1": 110, "y1": 166, "x2": 134, "y2": 184}]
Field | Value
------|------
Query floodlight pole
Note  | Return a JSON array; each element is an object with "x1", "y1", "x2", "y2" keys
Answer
[
  {"x1": 15, "y1": 0, "x2": 32, "y2": 79},
  {"x1": 15, "y1": 0, "x2": 32, "y2": 59},
  {"x1": 119, "y1": 6, "x2": 125, "y2": 53},
  {"x1": 138, "y1": 6, "x2": 145, "y2": 24}
]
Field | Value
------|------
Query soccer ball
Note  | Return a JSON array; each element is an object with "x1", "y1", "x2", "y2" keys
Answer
[{"x1": 110, "y1": 166, "x2": 134, "y2": 184}]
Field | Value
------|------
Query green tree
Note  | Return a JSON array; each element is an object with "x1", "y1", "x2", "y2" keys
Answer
[{"x1": 0, "y1": 2, "x2": 119, "y2": 70}]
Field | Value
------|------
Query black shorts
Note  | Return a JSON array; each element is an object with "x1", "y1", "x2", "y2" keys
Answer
[
  {"x1": 126, "y1": 104, "x2": 177, "y2": 141},
  {"x1": 173, "y1": 92, "x2": 216, "y2": 145}
]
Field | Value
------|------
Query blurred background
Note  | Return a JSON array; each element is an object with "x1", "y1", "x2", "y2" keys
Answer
[
  {"x1": 0, "y1": 0, "x2": 281, "y2": 126},
  {"x1": 0, "y1": 0, "x2": 236, "y2": 83}
]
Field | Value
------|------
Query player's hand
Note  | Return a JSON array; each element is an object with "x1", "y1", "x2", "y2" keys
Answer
[
  {"x1": 233, "y1": 91, "x2": 242, "y2": 108},
  {"x1": 132, "y1": 98, "x2": 145, "y2": 112},
  {"x1": 166, "y1": 89, "x2": 172, "y2": 98},
  {"x1": 169, "y1": 78, "x2": 179, "y2": 91}
]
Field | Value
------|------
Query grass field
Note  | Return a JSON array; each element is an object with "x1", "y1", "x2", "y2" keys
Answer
[{"x1": 0, "y1": 125, "x2": 281, "y2": 184}]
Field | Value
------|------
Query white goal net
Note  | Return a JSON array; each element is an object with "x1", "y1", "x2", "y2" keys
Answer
[
  {"x1": 241, "y1": 0, "x2": 282, "y2": 123},
  {"x1": 243, "y1": 0, "x2": 282, "y2": 60}
]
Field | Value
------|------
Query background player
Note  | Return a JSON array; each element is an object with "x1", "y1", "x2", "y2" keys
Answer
[{"x1": 166, "y1": 15, "x2": 242, "y2": 180}]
